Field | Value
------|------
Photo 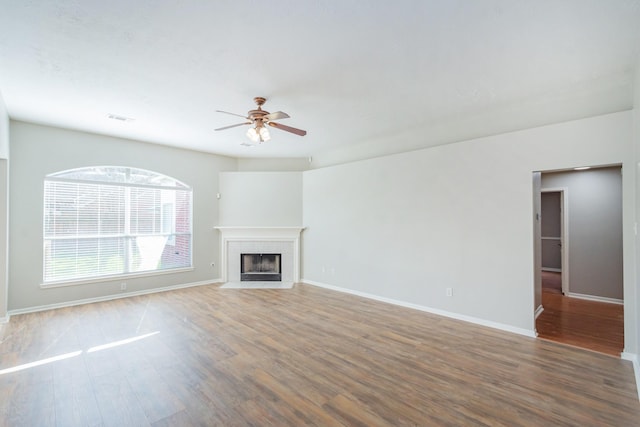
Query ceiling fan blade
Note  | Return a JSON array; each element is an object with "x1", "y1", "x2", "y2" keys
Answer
[
  {"x1": 215, "y1": 122, "x2": 251, "y2": 131},
  {"x1": 264, "y1": 111, "x2": 290, "y2": 121},
  {"x1": 216, "y1": 110, "x2": 249, "y2": 119},
  {"x1": 268, "y1": 121, "x2": 307, "y2": 136}
]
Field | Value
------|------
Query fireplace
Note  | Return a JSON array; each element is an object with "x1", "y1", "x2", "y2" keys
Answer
[
  {"x1": 215, "y1": 226, "x2": 304, "y2": 283},
  {"x1": 241, "y1": 253, "x2": 282, "y2": 281}
]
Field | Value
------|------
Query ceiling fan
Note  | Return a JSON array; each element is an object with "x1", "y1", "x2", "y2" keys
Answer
[{"x1": 215, "y1": 97, "x2": 307, "y2": 144}]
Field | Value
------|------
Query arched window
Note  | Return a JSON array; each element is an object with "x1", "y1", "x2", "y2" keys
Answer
[{"x1": 43, "y1": 166, "x2": 192, "y2": 284}]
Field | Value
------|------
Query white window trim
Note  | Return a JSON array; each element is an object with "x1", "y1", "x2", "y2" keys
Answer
[{"x1": 40, "y1": 267, "x2": 195, "y2": 289}]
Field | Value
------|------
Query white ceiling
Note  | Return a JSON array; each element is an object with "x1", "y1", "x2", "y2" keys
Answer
[{"x1": 1, "y1": 1, "x2": 639, "y2": 164}]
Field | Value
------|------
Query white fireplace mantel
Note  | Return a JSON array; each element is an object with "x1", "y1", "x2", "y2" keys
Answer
[{"x1": 214, "y1": 226, "x2": 305, "y2": 283}]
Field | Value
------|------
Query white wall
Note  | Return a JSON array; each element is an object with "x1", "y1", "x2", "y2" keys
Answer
[
  {"x1": 303, "y1": 111, "x2": 635, "y2": 341},
  {"x1": 237, "y1": 157, "x2": 310, "y2": 171},
  {"x1": 218, "y1": 172, "x2": 302, "y2": 226},
  {"x1": 633, "y1": 54, "x2": 640, "y2": 367},
  {"x1": 8, "y1": 121, "x2": 236, "y2": 311},
  {"x1": 542, "y1": 167, "x2": 623, "y2": 300},
  {"x1": 532, "y1": 172, "x2": 542, "y2": 312},
  {"x1": 0, "y1": 90, "x2": 8, "y2": 321},
  {"x1": 0, "y1": 89, "x2": 8, "y2": 159},
  {"x1": 0, "y1": 159, "x2": 7, "y2": 322}
]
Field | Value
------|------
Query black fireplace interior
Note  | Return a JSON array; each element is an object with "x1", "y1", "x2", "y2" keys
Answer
[{"x1": 241, "y1": 253, "x2": 282, "y2": 281}]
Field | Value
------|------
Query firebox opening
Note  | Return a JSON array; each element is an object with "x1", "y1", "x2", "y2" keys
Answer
[{"x1": 241, "y1": 253, "x2": 282, "y2": 281}]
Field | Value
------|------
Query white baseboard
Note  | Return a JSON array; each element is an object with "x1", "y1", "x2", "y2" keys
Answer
[
  {"x1": 302, "y1": 279, "x2": 536, "y2": 338},
  {"x1": 535, "y1": 305, "x2": 544, "y2": 319},
  {"x1": 621, "y1": 352, "x2": 640, "y2": 401},
  {"x1": 0, "y1": 314, "x2": 9, "y2": 324},
  {"x1": 566, "y1": 292, "x2": 623, "y2": 305},
  {"x1": 7, "y1": 278, "x2": 222, "y2": 317}
]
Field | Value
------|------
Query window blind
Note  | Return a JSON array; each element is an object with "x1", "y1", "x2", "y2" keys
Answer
[{"x1": 43, "y1": 167, "x2": 192, "y2": 283}]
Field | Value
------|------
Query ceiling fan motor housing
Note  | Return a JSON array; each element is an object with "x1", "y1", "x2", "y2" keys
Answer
[{"x1": 249, "y1": 97, "x2": 268, "y2": 123}]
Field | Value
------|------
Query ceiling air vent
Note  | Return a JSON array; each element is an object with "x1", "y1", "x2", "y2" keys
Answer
[{"x1": 107, "y1": 114, "x2": 134, "y2": 122}]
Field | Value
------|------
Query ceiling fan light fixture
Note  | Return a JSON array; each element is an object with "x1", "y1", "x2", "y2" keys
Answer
[
  {"x1": 259, "y1": 126, "x2": 271, "y2": 142},
  {"x1": 246, "y1": 127, "x2": 260, "y2": 142}
]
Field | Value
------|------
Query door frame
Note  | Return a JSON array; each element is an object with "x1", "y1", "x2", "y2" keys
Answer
[{"x1": 541, "y1": 187, "x2": 569, "y2": 295}]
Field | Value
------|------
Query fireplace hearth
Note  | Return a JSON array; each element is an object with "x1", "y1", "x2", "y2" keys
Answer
[{"x1": 241, "y1": 253, "x2": 282, "y2": 281}]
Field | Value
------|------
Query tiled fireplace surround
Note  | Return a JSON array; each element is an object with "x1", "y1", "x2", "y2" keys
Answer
[{"x1": 214, "y1": 227, "x2": 304, "y2": 283}]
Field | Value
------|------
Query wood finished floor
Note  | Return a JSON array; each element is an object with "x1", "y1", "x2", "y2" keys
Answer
[
  {"x1": 537, "y1": 271, "x2": 624, "y2": 357},
  {"x1": 541, "y1": 271, "x2": 562, "y2": 294},
  {"x1": 1, "y1": 283, "x2": 638, "y2": 426},
  {"x1": 536, "y1": 289, "x2": 624, "y2": 357}
]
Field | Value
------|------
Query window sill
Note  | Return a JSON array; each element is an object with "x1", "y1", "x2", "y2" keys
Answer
[{"x1": 40, "y1": 267, "x2": 195, "y2": 289}]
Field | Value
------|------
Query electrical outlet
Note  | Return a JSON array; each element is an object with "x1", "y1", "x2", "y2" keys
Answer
[
  {"x1": 120, "y1": 282, "x2": 127, "y2": 291},
  {"x1": 446, "y1": 287, "x2": 453, "y2": 297}
]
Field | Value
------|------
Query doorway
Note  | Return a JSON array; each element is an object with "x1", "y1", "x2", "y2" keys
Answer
[
  {"x1": 533, "y1": 166, "x2": 624, "y2": 356},
  {"x1": 540, "y1": 189, "x2": 568, "y2": 295}
]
